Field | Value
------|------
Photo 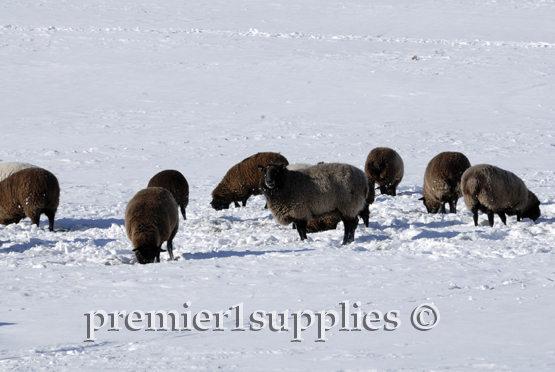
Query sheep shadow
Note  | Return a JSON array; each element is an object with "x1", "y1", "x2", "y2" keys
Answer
[
  {"x1": 409, "y1": 220, "x2": 467, "y2": 229},
  {"x1": 0, "y1": 239, "x2": 58, "y2": 254},
  {"x1": 410, "y1": 230, "x2": 460, "y2": 240},
  {"x1": 355, "y1": 233, "x2": 390, "y2": 244},
  {"x1": 55, "y1": 218, "x2": 125, "y2": 231},
  {"x1": 0, "y1": 322, "x2": 16, "y2": 327},
  {"x1": 185, "y1": 247, "x2": 315, "y2": 260}
]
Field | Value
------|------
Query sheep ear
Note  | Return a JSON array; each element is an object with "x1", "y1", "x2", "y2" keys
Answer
[{"x1": 159, "y1": 248, "x2": 167, "y2": 252}]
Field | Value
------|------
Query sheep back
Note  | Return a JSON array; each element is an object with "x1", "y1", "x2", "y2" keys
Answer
[
  {"x1": 147, "y1": 169, "x2": 189, "y2": 220},
  {"x1": 421, "y1": 152, "x2": 471, "y2": 213},
  {"x1": 0, "y1": 162, "x2": 38, "y2": 182},
  {"x1": 286, "y1": 163, "x2": 313, "y2": 171},
  {"x1": 461, "y1": 164, "x2": 541, "y2": 226},
  {"x1": 0, "y1": 167, "x2": 59, "y2": 231},
  {"x1": 365, "y1": 147, "x2": 404, "y2": 196},
  {"x1": 125, "y1": 187, "x2": 179, "y2": 264},
  {"x1": 211, "y1": 152, "x2": 288, "y2": 210}
]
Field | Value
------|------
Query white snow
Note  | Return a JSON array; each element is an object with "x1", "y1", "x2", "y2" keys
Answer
[{"x1": 1, "y1": 0, "x2": 555, "y2": 370}]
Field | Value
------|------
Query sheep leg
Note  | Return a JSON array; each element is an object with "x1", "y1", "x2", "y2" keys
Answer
[
  {"x1": 516, "y1": 212, "x2": 521, "y2": 222},
  {"x1": 391, "y1": 188, "x2": 397, "y2": 197},
  {"x1": 295, "y1": 220, "x2": 308, "y2": 241},
  {"x1": 180, "y1": 204, "x2": 187, "y2": 220},
  {"x1": 439, "y1": 202, "x2": 447, "y2": 214},
  {"x1": 497, "y1": 212, "x2": 507, "y2": 225},
  {"x1": 45, "y1": 210, "x2": 56, "y2": 231},
  {"x1": 341, "y1": 217, "x2": 358, "y2": 245},
  {"x1": 449, "y1": 199, "x2": 457, "y2": 214},
  {"x1": 232, "y1": 195, "x2": 240, "y2": 208},
  {"x1": 166, "y1": 227, "x2": 178, "y2": 261},
  {"x1": 30, "y1": 213, "x2": 41, "y2": 228},
  {"x1": 242, "y1": 199, "x2": 247, "y2": 207},
  {"x1": 471, "y1": 208, "x2": 479, "y2": 226},
  {"x1": 487, "y1": 212, "x2": 495, "y2": 227},
  {"x1": 359, "y1": 203, "x2": 370, "y2": 228}
]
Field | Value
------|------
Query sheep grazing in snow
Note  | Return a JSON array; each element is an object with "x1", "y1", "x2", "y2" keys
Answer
[
  {"x1": 258, "y1": 162, "x2": 368, "y2": 245},
  {"x1": 211, "y1": 152, "x2": 289, "y2": 210},
  {"x1": 461, "y1": 164, "x2": 541, "y2": 227},
  {"x1": 420, "y1": 152, "x2": 471, "y2": 214},
  {"x1": 0, "y1": 167, "x2": 59, "y2": 231},
  {"x1": 125, "y1": 187, "x2": 179, "y2": 264},
  {"x1": 0, "y1": 162, "x2": 37, "y2": 182},
  {"x1": 147, "y1": 169, "x2": 189, "y2": 220},
  {"x1": 365, "y1": 147, "x2": 404, "y2": 196}
]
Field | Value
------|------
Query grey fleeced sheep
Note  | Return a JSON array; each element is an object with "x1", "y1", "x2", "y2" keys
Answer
[
  {"x1": 147, "y1": 169, "x2": 189, "y2": 220},
  {"x1": 365, "y1": 147, "x2": 404, "y2": 196},
  {"x1": 258, "y1": 162, "x2": 368, "y2": 245},
  {"x1": 0, "y1": 162, "x2": 37, "y2": 182},
  {"x1": 125, "y1": 187, "x2": 179, "y2": 264},
  {"x1": 0, "y1": 167, "x2": 59, "y2": 231},
  {"x1": 420, "y1": 152, "x2": 471, "y2": 214},
  {"x1": 461, "y1": 164, "x2": 541, "y2": 227},
  {"x1": 287, "y1": 163, "x2": 370, "y2": 230},
  {"x1": 211, "y1": 152, "x2": 289, "y2": 210}
]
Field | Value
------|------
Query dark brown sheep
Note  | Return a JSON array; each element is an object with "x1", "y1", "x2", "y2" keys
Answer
[
  {"x1": 211, "y1": 152, "x2": 289, "y2": 210},
  {"x1": 147, "y1": 169, "x2": 189, "y2": 220},
  {"x1": 0, "y1": 167, "x2": 59, "y2": 231},
  {"x1": 420, "y1": 152, "x2": 471, "y2": 214},
  {"x1": 125, "y1": 187, "x2": 179, "y2": 264},
  {"x1": 365, "y1": 147, "x2": 404, "y2": 196},
  {"x1": 461, "y1": 164, "x2": 541, "y2": 227}
]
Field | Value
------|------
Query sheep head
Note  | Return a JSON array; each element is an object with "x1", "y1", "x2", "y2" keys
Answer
[
  {"x1": 419, "y1": 196, "x2": 440, "y2": 214},
  {"x1": 258, "y1": 163, "x2": 287, "y2": 190},
  {"x1": 133, "y1": 245, "x2": 163, "y2": 264},
  {"x1": 522, "y1": 191, "x2": 541, "y2": 221},
  {"x1": 210, "y1": 195, "x2": 230, "y2": 211}
]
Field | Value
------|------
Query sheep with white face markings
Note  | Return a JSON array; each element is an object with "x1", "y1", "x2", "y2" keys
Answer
[
  {"x1": 0, "y1": 167, "x2": 59, "y2": 231},
  {"x1": 125, "y1": 187, "x2": 179, "y2": 264},
  {"x1": 147, "y1": 169, "x2": 189, "y2": 220},
  {"x1": 258, "y1": 162, "x2": 368, "y2": 245},
  {"x1": 365, "y1": 147, "x2": 404, "y2": 196},
  {"x1": 461, "y1": 164, "x2": 541, "y2": 227},
  {"x1": 0, "y1": 162, "x2": 37, "y2": 182},
  {"x1": 420, "y1": 151, "x2": 471, "y2": 214}
]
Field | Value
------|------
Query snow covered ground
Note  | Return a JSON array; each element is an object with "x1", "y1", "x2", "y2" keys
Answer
[{"x1": 1, "y1": 0, "x2": 555, "y2": 370}]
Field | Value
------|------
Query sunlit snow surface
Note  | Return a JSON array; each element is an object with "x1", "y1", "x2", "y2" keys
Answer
[{"x1": 1, "y1": 0, "x2": 555, "y2": 370}]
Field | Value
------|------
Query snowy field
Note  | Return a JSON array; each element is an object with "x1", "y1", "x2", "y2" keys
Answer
[{"x1": 1, "y1": 0, "x2": 555, "y2": 370}]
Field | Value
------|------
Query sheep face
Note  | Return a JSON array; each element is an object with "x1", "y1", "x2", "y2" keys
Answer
[
  {"x1": 419, "y1": 197, "x2": 440, "y2": 214},
  {"x1": 379, "y1": 183, "x2": 397, "y2": 196},
  {"x1": 133, "y1": 245, "x2": 163, "y2": 264},
  {"x1": 522, "y1": 191, "x2": 541, "y2": 221},
  {"x1": 210, "y1": 195, "x2": 230, "y2": 211},
  {"x1": 258, "y1": 163, "x2": 286, "y2": 190}
]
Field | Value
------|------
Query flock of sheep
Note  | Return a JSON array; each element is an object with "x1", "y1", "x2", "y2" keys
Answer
[{"x1": 0, "y1": 149, "x2": 541, "y2": 264}]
